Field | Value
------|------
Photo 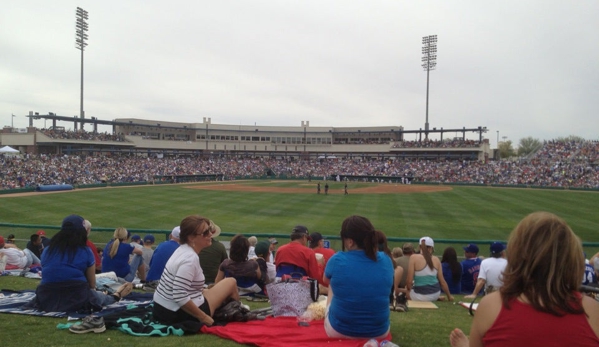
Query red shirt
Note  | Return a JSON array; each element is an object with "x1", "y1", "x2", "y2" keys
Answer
[
  {"x1": 483, "y1": 296, "x2": 599, "y2": 347},
  {"x1": 86, "y1": 239, "x2": 101, "y2": 270},
  {"x1": 313, "y1": 247, "x2": 336, "y2": 287},
  {"x1": 275, "y1": 241, "x2": 321, "y2": 281}
]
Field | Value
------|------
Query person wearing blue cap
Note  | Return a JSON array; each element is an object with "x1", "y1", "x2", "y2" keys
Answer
[
  {"x1": 30, "y1": 214, "x2": 133, "y2": 319},
  {"x1": 464, "y1": 242, "x2": 507, "y2": 298},
  {"x1": 460, "y1": 243, "x2": 481, "y2": 295}
]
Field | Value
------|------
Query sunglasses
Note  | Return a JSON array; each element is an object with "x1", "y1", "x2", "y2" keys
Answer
[{"x1": 194, "y1": 227, "x2": 213, "y2": 237}]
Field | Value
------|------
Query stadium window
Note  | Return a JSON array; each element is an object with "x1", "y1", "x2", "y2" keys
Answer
[{"x1": 252, "y1": 136, "x2": 259, "y2": 141}]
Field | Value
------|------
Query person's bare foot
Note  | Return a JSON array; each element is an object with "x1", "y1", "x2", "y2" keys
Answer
[{"x1": 449, "y1": 328, "x2": 469, "y2": 347}]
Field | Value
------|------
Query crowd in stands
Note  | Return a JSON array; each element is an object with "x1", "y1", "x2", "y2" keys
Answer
[
  {"x1": 40, "y1": 129, "x2": 125, "y2": 142},
  {"x1": 1, "y1": 140, "x2": 599, "y2": 190},
  {"x1": 392, "y1": 139, "x2": 481, "y2": 148}
]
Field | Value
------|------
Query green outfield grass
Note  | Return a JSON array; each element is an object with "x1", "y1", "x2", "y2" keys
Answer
[
  {"x1": 2, "y1": 181, "x2": 599, "y2": 246},
  {"x1": 1, "y1": 181, "x2": 598, "y2": 347}
]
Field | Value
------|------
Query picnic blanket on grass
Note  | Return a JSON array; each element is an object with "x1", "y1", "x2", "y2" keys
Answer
[
  {"x1": 202, "y1": 316, "x2": 393, "y2": 347},
  {"x1": 0, "y1": 289, "x2": 153, "y2": 319}
]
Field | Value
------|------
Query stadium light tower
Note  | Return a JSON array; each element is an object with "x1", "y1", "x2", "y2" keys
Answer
[
  {"x1": 421, "y1": 35, "x2": 437, "y2": 140},
  {"x1": 75, "y1": 7, "x2": 89, "y2": 130}
]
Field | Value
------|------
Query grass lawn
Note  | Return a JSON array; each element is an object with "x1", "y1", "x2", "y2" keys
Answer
[{"x1": 1, "y1": 181, "x2": 598, "y2": 346}]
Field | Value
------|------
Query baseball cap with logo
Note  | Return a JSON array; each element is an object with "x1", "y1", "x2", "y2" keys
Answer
[{"x1": 143, "y1": 234, "x2": 155, "y2": 243}]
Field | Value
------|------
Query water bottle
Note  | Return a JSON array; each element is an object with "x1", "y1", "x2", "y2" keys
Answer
[
  {"x1": 380, "y1": 340, "x2": 400, "y2": 347},
  {"x1": 363, "y1": 339, "x2": 379, "y2": 347}
]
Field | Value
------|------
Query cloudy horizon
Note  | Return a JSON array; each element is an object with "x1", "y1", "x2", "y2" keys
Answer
[{"x1": 2, "y1": 1, "x2": 598, "y2": 147}]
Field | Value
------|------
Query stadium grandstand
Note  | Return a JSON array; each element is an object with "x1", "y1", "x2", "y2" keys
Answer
[
  {"x1": 1, "y1": 112, "x2": 598, "y2": 190},
  {"x1": 0, "y1": 112, "x2": 491, "y2": 161}
]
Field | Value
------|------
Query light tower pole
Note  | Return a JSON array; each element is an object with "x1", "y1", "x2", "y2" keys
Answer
[
  {"x1": 75, "y1": 7, "x2": 89, "y2": 130},
  {"x1": 421, "y1": 35, "x2": 437, "y2": 140}
]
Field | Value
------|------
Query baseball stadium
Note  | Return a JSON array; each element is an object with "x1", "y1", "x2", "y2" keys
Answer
[{"x1": 1, "y1": 115, "x2": 598, "y2": 346}]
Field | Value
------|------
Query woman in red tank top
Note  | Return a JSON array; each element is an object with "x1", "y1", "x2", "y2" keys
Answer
[{"x1": 450, "y1": 211, "x2": 599, "y2": 347}]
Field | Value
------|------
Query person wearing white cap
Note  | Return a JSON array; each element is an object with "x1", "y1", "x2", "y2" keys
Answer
[
  {"x1": 145, "y1": 226, "x2": 181, "y2": 285},
  {"x1": 406, "y1": 236, "x2": 453, "y2": 302}
]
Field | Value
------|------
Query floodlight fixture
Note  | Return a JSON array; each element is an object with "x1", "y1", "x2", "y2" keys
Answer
[
  {"x1": 421, "y1": 35, "x2": 437, "y2": 139},
  {"x1": 75, "y1": 7, "x2": 89, "y2": 129}
]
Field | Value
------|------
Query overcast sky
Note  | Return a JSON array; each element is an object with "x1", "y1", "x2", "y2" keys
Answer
[{"x1": 2, "y1": 1, "x2": 598, "y2": 147}]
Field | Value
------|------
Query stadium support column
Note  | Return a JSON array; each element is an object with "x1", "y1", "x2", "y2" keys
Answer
[
  {"x1": 421, "y1": 35, "x2": 437, "y2": 141},
  {"x1": 75, "y1": 7, "x2": 89, "y2": 130}
]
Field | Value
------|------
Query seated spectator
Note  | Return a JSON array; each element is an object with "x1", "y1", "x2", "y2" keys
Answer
[
  {"x1": 274, "y1": 225, "x2": 320, "y2": 280},
  {"x1": 198, "y1": 230, "x2": 228, "y2": 284},
  {"x1": 465, "y1": 242, "x2": 507, "y2": 298},
  {"x1": 254, "y1": 240, "x2": 273, "y2": 286},
  {"x1": 460, "y1": 243, "x2": 481, "y2": 295},
  {"x1": 582, "y1": 253, "x2": 597, "y2": 286},
  {"x1": 37, "y1": 230, "x2": 51, "y2": 249},
  {"x1": 309, "y1": 231, "x2": 336, "y2": 294},
  {"x1": 145, "y1": 226, "x2": 181, "y2": 286},
  {"x1": 141, "y1": 234, "x2": 155, "y2": 272},
  {"x1": 323, "y1": 215, "x2": 393, "y2": 339},
  {"x1": 215, "y1": 234, "x2": 262, "y2": 295},
  {"x1": 441, "y1": 247, "x2": 462, "y2": 294},
  {"x1": 26, "y1": 234, "x2": 43, "y2": 260},
  {"x1": 84, "y1": 220, "x2": 102, "y2": 273},
  {"x1": 376, "y1": 230, "x2": 405, "y2": 309},
  {"x1": 247, "y1": 236, "x2": 258, "y2": 259},
  {"x1": 391, "y1": 247, "x2": 403, "y2": 263},
  {"x1": 406, "y1": 237, "x2": 453, "y2": 302},
  {"x1": 153, "y1": 215, "x2": 239, "y2": 327},
  {"x1": 266, "y1": 238, "x2": 278, "y2": 280},
  {"x1": 101, "y1": 227, "x2": 145, "y2": 282},
  {"x1": 395, "y1": 243, "x2": 414, "y2": 291},
  {"x1": 6, "y1": 234, "x2": 15, "y2": 244},
  {"x1": 130, "y1": 235, "x2": 143, "y2": 249},
  {"x1": 450, "y1": 212, "x2": 599, "y2": 346},
  {"x1": 0, "y1": 236, "x2": 41, "y2": 275},
  {"x1": 30, "y1": 215, "x2": 131, "y2": 314}
]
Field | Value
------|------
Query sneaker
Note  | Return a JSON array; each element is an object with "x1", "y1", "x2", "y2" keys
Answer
[{"x1": 69, "y1": 316, "x2": 106, "y2": 334}]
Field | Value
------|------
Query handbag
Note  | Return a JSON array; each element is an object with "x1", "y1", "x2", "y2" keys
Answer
[{"x1": 266, "y1": 276, "x2": 319, "y2": 317}]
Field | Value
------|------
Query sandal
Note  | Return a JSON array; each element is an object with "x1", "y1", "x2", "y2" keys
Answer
[{"x1": 112, "y1": 282, "x2": 133, "y2": 301}]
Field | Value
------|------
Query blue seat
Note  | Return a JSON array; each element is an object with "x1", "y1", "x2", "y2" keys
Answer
[{"x1": 275, "y1": 263, "x2": 307, "y2": 278}]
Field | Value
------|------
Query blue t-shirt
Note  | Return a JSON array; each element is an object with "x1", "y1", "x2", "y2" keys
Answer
[
  {"x1": 442, "y1": 262, "x2": 462, "y2": 294},
  {"x1": 102, "y1": 240, "x2": 134, "y2": 278},
  {"x1": 146, "y1": 240, "x2": 180, "y2": 282},
  {"x1": 41, "y1": 246, "x2": 95, "y2": 284},
  {"x1": 461, "y1": 257, "x2": 481, "y2": 294},
  {"x1": 325, "y1": 250, "x2": 393, "y2": 338},
  {"x1": 582, "y1": 263, "x2": 596, "y2": 285}
]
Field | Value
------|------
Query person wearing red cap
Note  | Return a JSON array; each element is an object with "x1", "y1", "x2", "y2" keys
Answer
[
  {"x1": 36, "y1": 230, "x2": 51, "y2": 248},
  {"x1": 274, "y1": 225, "x2": 320, "y2": 281}
]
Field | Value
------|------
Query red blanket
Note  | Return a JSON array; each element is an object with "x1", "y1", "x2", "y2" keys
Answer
[{"x1": 202, "y1": 316, "x2": 392, "y2": 347}]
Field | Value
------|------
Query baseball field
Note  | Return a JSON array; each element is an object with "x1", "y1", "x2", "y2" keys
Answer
[{"x1": 1, "y1": 180, "x2": 598, "y2": 346}]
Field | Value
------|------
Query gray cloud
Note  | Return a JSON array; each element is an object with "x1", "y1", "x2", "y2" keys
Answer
[{"x1": 1, "y1": 0, "x2": 598, "y2": 146}]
